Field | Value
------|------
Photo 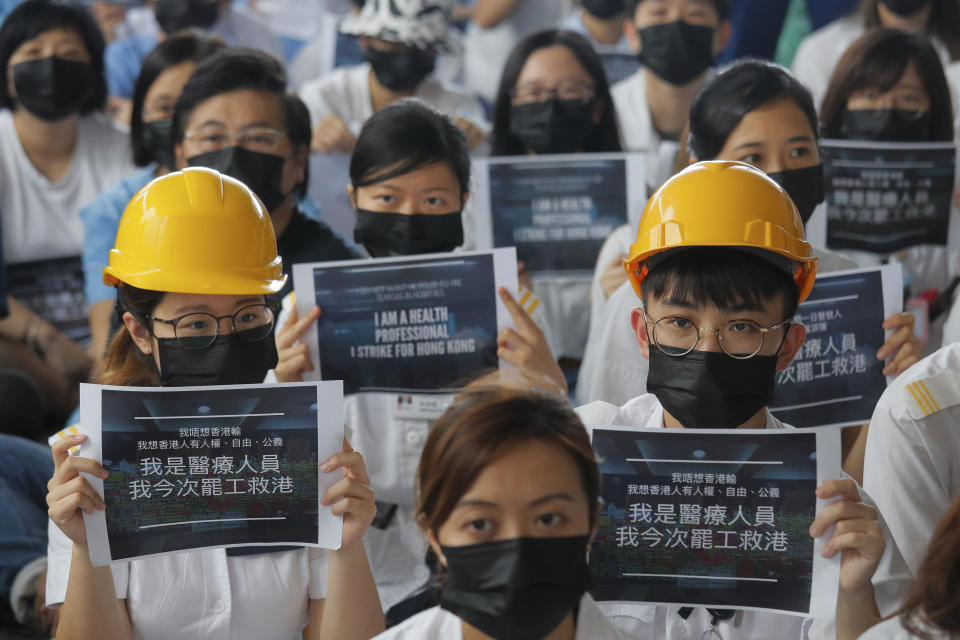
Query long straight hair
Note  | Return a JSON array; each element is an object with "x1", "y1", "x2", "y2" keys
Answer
[{"x1": 97, "y1": 285, "x2": 163, "y2": 387}]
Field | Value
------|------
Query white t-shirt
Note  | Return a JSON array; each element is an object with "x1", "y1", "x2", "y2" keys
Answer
[
  {"x1": 862, "y1": 343, "x2": 960, "y2": 573},
  {"x1": 46, "y1": 523, "x2": 329, "y2": 640},
  {"x1": 462, "y1": 0, "x2": 573, "y2": 102},
  {"x1": 0, "y1": 111, "x2": 134, "y2": 264},
  {"x1": 372, "y1": 593, "x2": 632, "y2": 640},
  {"x1": 298, "y1": 63, "x2": 486, "y2": 134}
]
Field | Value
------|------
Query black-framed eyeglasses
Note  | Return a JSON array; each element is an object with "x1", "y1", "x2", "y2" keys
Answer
[
  {"x1": 142, "y1": 303, "x2": 277, "y2": 350},
  {"x1": 643, "y1": 311, "x2": 791, "y2": 360}
]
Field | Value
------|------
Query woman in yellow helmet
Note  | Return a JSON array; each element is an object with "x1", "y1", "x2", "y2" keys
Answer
[{"x1": 44, "y1": 168, "x2": 384, "y2": 640}]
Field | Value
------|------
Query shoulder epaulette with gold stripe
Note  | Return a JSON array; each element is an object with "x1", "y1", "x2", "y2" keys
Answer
[{"x1": 902, "y1": 370, "x2": 960, "y2": 419}]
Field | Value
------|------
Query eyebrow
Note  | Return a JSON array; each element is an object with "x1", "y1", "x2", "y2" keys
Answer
[
  {"x1": 453, "y1": 492, "x2": 575, "y2": 511},
  {"x1": 171, "y1": 297, "x2": 262, "y2": 315},
  {"x1": 659, "y1": 297, "x2": 767, "y2": 313},
  {"x1": 731, "y1": 141, "x2": 765, "y2": 151}
]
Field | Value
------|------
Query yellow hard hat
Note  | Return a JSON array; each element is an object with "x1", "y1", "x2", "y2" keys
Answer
[
  {"x1": 103, "y1": 167, "x2": 286, "y2": 295},
  {"x1": 624, "y1": 160, "x2": 818, "y2": 302}
]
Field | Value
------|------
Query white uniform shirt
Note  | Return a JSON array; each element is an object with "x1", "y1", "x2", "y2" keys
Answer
[
  {"x1": 297, "y1": 63, "x2": 486, "y2": 134},
  {"x1": 0, "y1": 111, "x2": 134, "y2": 264},
  {"x1": 862, "y1": 343, "x2": 960, "y2": 573},
  {"x1": 576, "y1": 247, "x2": 860, "y2": 406},
  {"x1": 462, "y1": 0, "x2": 573, "y2": 102},
  {"x1": 610, "y1": 68, "x2": 680, "y2": 193},
  {"x1": 372, "y1": 593, "x2": 632, "y2": 639},
  {"x1": 857, "y1": 616, "x2": 949, "y2": 640},
  {"x1": 576, "y1": 393, "x2": 911, "y2": 639},
  {"x1": 45, "y1": 523, "x2": 329, "y2": 640}
]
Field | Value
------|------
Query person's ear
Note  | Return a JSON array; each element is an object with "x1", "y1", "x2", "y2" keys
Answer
[
  {"x1": 630, "y1": 306, "x2": 651, "y2": 359},
  {"x1": 174, "y1": 142, "x2": 187, "y2": 170},
  {"x1": 592, "y1": 98, "x2": 605, "y2": 125},
  {"x1": 123, "y1": 311, "x2": 154, "y2": 355},
  {"x1": 775, "y1": 322, "x2": 806, "y2": 372},
  {"x1": 346, "y1": 184, "x2": 357, "y2": 208},
  {"x1": 293, "y1": 144, "x2": 308, "y2": 183},
  {"x1": 625, "y1": 20, "x2": 641, "y2": 53},
  {"x1": 688, "y1": 153, "x2": 698, "y2": 166},
  {"x1": 713, "y1": 20, "x2": 732, "y2": 54},
  {"x1": 426, "y1": 529, "x2": 447, "y2": 567}
]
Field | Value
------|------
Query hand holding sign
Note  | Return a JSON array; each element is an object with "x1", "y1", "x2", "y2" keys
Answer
[
  {"x1": 46, "y1": 433, "x2": 107, "y2": 547},
  {"x1": 496, "y1": 287, "x2": 567, "y2": 396},
  {"x1": 810, "y1": 479, "x2": 884, "y2": 596},
  {"x1": 275, "y1": 305, "x2": 322, "y2": 383},
  {"x1": 321, "y1": 438, "x2": 376, "y2": 551},
  {"x1": 877, "y1": 313, "x2": 922, "y2": 377}
]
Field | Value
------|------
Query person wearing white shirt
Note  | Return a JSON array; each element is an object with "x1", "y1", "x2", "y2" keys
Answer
[
  {"x1": 274, "y1": 101, "x2": 565, "y2": 620},
  {"x1": 792, "y1": 0, "x2": 960, "y2": 110},
  {"x1": 611, "y1": 0, "x2": 730, "y2": 193},
  {"x1": 372, "y1": 385, "x2": 631, "y2": 640},
  {"x1": 580, "y1": 60, "x2": 922, "y2": 483},
  {"x1": 573, "y1": 161, "x2": 902, "y2": 640},
  {"x1": 0, "y1": 0, "x2": 135, "y2": 432}
]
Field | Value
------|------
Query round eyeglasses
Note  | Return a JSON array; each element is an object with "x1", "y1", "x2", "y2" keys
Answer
[
  {"x1": 644, "y1": 312, "x2": 791, "y2": 360},
  {"x1": 144, "y1": 304, "x2": 277, "y2": 350}
]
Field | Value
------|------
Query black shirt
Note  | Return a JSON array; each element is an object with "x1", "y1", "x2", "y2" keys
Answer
[{"x1": 276, "y1": 208, "x2": 361, "y2": 298}]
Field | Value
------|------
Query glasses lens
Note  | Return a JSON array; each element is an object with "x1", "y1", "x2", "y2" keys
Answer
[
  {"x1": 718, "y1": 321, "x2": 765, "y2": 358},
  {"x1": 652, "y1": 317, "x2": 699, "y2": 356},
  {"x1": 234, "y1": 305, "x2": 275, "y2": 342},
  {"x1": 239, "y1": 128, "x2": 284, "y2": 153}
]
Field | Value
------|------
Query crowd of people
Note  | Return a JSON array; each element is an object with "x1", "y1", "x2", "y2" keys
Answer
[{"x1": 1, "y1": 0, "x2": 959, "y2": 638}]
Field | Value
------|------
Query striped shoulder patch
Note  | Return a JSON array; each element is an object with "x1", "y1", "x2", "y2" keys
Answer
[
  {"x1": 902, "y1": 370, "x2": 960, "y2": 419},
  {"x1": 47, "y1": 423, "x2": 83, "y2": 454},
  {"x1": 518, "y1": 285, "x2": 541, "y2": 315}
]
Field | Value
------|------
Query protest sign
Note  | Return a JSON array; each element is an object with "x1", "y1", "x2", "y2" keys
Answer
[
  {"x1": 293, "y1": 248, "x2": 518, "y2": 393},
  {"x1": 590, "y1": 426, "x2": 841, "y2": 617},
  {"x1": 7, "y1": 256, "x2": 90, "y2": 346},
  {"x1": 79, "y1": 382, "x2": 344, "y2": 566},
  {"x1": 770, "y1": 264, "x2": 902, "y2": 428},
  {"x1": 471, "y1": 153, "x2": 646, "y2": 274},
  {"x1": 821, "y1": 139, "x2": 956, "y2": 253}
]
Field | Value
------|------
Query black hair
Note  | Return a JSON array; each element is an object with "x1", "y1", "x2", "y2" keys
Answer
[
  {"x1": 627, "y1": 0, "x2": 728, "y2": 20},
  {"x1": 350, "y1": 99, "x2": 470, "y2": 198},
  {"x1": 491, "y1": 29, "x2": 623, "y2": 156},
  {"x1": 171, "y1": 47, "x2": 311, "y2": 199},
  {"x1": 820, "y1": 28, "x2": 954, "y2": 140},
  {"x1": 0, "y1": 0, "x2": 106, "y2": 113},
  {"x1": 688, "y1": 59, "x2": 819, "y2": 160},
  {"x1": 641, "y1": 248, "x2": 800, "y2": 321},
  {"x1": 861, "y1": 0, "x2": 960, "y2": 61},
  {"x1": 130, "y1": 34, "x2": 226, "y2": 166}
]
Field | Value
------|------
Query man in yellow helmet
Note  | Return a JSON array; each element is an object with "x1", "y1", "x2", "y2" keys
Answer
[
  {"x1": 45, "y1": 168, "x2": 385, "y2": 640},
  {"x1": 577, "y1": 161, "x2": 896, "y2": 640}
]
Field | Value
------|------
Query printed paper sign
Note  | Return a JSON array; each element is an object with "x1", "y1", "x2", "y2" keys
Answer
[
  {"x1": 771, "y1": 264, "x2": 902, "y2": 428},
  {"x1": 7, "y1": 255, "x2": 90, "y2": 346},
  {"x1": 821, "y1": 140, "x2": 956, "y2": 253},
  {"x1": 79, "y1": 382, "x2": 344, "y2": 565},
  {"x1": 292, "y1": 249, "x2": 518, "y2": 393},
  {"x1": 590, "y1": 426, "x2": 841, "y2": 617},
  {"x1": 471, "y1": 153, "x2": 646, "y2": 274}
]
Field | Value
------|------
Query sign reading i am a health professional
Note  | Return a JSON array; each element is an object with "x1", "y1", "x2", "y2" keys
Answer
[
  {"x1": 821, "y1": 139, "x2": 957, "y2": 253},
  {"x1": 78, "y1": 381, "x2": 345, "y2": 566},
  {"x1": 590, "y1": 426, "x2": 841, "y2": 617},
  {"x1": 471, "y1": 153, "x2": 646, "y2": 274},
  {"x1": 292, "y1": 248, "x2": 519, "y2": 393},
  {"x1": 770, "y1": 264, "x2": 902, "y2": 428}
]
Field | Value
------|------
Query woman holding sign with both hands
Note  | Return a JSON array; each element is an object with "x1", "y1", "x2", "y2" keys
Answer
[{"x1": 44, "y1": 168, "x2": 384, "y2": 640}]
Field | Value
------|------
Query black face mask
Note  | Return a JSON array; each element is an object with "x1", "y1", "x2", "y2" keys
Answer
[
  {"x1": 647, "y1": 348, "x2": 779, "y2": 429},
  {"x1": 766, "y1": 164, "x2": 825, "y2": 225},
  {"x1": 842, "y1": 109, "x2": 932, "y2": 142},
  {"x1": 12, "y1": 57, "x2": 94, "y2": 121},
  {"x1": 509, "y1": 98, "x2": 595, "y2": 155},
  {"x1": 353, "y1": 209, "x2": 463, "y2": 257},
  {"x1": 583, "y1": 0, "x2": 625, "y2": 19},
  {"x1": 155, "y1": 328, "x2": 279, "y2": 387},
  {"x1": 154, "y1": 0, "x2": 219, "y2": 34},
  {"x1": 439, "y1": 536, "x2": 591, "y2": 640},
  {"x1": 141, "y1": 119, "x2": 175, "y2": 170},
  {"x1": 364, "y1": 46, "x2": 436, "y2": 92},
  {"x1": 637, "y1": 21, "x2": 715, "y2": 86},
  {"x1": 188, "y1": 146, "x2": 289, "y2": 212},
  {"x1": 879, "y1": 0, "x2": 929, "y2": 16}
]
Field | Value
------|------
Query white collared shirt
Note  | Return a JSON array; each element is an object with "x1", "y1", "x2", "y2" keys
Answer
[
  {"x1": 46, "y1": 523, "x2": 329, "y2": 640},
  {"x1": 372, "y1": 593, "x2": 632, "y2": 639}
]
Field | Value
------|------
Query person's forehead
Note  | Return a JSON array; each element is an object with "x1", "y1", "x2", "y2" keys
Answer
[
  {"x1": 187, "y1": 89, "x2": 285, "y2": 128},
  {"x1": 15, "y1": 26, "x2": 84, "y2": 51},
  {"x1": 516, "y1": 45, "x2": 591, "y2": 87},
  {"x1": 459, "y1": 440, "x2": 587, "y2": 505}
]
